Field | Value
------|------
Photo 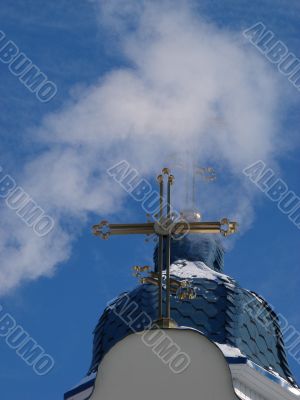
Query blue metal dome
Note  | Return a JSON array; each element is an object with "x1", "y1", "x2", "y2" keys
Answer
[
  {"x1": 154, "y1": 234, "x2": 224, "y2": 272},
  {"x1": 88, "y1": 236, "x2": 298, "y2": 388}
]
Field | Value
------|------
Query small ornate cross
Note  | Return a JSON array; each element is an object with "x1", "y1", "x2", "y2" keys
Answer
[{"x1": 92, "y1": 168, "x2": 237, "y2": 328}]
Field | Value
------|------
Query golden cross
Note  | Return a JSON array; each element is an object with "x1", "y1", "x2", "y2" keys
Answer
[{"x1": 92, "y1": 168, "x2": 237, "y2": 328}]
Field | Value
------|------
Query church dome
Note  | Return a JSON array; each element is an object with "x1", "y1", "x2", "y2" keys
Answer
[
  {"x1": 89, "y1": 235, "x2": 298, "y2": 389},
  {"x1": 154, "y1": 234, "x2": 224, "y2": 272}
]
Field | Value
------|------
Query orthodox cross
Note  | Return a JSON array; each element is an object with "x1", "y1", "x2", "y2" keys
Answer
[{"x1": 92, "y1": 168, "x2": 237, "y2": 328}]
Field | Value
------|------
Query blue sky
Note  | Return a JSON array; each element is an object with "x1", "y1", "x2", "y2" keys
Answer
[{"x1": 0, "y1": 1, "x2": 300, "y2": 399}]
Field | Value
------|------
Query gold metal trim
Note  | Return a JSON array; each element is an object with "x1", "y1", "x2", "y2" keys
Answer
[{"x1": 154, "y1": 318, "x2": 178, "y2": 329}]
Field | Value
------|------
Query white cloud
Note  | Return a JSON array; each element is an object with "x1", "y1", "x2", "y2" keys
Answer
[{"x1": 0, "y1": 0, "x2": 288, "y2": 294}]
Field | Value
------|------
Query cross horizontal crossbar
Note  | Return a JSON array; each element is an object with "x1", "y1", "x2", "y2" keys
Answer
[{"x1": 92, "y1": 219, "x2": 237, "y2": 238}]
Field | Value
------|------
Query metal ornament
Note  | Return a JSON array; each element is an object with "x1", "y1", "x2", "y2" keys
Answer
[{"x1": 92, "y1": 168, "x2": 238, "y2": 328}]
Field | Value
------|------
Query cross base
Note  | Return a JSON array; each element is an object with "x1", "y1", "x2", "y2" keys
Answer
[{"x1": 154, "y1": 318, "x2": 178, "y2": 329}]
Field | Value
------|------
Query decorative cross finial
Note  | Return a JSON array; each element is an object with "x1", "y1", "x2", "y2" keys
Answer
[{"x1": 92, "y1": 168, "x2": 237, "y2": 328}]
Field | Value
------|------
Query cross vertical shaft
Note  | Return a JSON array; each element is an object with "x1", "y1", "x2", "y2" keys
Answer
[
  {"x1": 156, "y1": 169, "x2": 176, "y2": 327},
  {"x1": 165, "y1": 173, "x2": 172, "y2": 321},
  {"x1": 157, "y1": 174, "x2": 164, "y2": 321}
]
